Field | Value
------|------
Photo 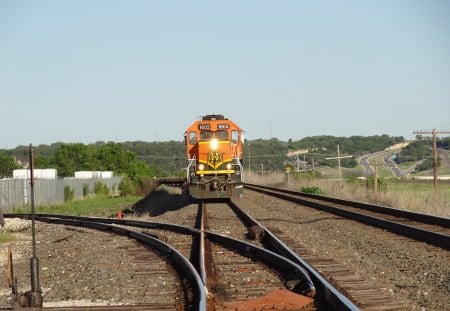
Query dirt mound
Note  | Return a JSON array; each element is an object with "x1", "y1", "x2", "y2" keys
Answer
[{"x1": 220, "y1": 289, "x2": 313, "y2": 310}]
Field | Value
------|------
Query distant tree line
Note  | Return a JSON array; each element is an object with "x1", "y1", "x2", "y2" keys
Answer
[
  {"x1": 2, "y1": 141, "x2": 186, "y2": 178},
  {"x1": 0, "y1": 143, "x2": 163, "y2": 195},
  {"x1": 10, "y1": 135, "x2": 450, "y2": 182},
  {"x1": 8, "y1": 134, "x2": 449, "y2": 179},
  {"x1": 241, "y1": 135, "x2": 405, "y2": 171}
]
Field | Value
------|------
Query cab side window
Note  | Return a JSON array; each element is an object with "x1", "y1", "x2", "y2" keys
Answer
[
  {"x1": 189, "y1": 131, "x2": 197, "y2": 144},
  {"x1": 231, "y1": 130, "x2": 239, "y2": 143}
]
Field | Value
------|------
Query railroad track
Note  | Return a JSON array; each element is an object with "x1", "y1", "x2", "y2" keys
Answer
[
  {"x1": 3, "y1": 213, "x2": 319, "y2": 310},
  {"x1": 197, "y1": 202, "x2": 317, "y2": 310},
  {"x1": 203, "y1": 200, "x2": 409, "y2": 310},
  {"x1": 244, "y1": 183, "x2": 450, "y2": 250},
  {"x1": 5, "y1": 181, "x2": 448, "y2": 310},
  {"x1": 3, "y1": 214, "x2": 204, "y2": 310}
]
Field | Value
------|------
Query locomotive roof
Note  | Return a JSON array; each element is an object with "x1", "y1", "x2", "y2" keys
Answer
[
  {"x1": 201, "y1": 114, "x2": 226, "y2": 121},
  {"x1": 186, "y1": 114, "x2": 242, "y2": 133}
]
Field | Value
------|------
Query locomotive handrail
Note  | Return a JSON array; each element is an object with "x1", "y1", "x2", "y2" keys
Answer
[{"x1": 186, "y1": 155, "x2": 196, "y2": 183}]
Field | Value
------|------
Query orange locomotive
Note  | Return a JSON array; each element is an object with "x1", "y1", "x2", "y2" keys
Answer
[{"x1": 184, "y1": 114, "x2": 244, "y2": 199}]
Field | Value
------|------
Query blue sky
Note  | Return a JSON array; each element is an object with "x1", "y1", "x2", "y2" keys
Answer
[{"x1": 1, "y1": 1, "x2": 449, "y2": 148}]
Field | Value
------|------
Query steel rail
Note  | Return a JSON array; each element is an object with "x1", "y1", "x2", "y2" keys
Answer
[
  {"x1": 227, "y1": 200, "x2": 358, "y2": 311},
  {"x1": 198, "y1": 202, "x2": 207, "y2": 285},
  {"x1": 244, "y1": 183, "x2": 450, "y2": 250},
  {"x1": 245, "y1": 183, "x2": 450, "y2": 227},
  {"x1": 5, "y1": 214, "x2": 317, "y2": 305},
  {"x1": 5, "y1": 214, "x2": 206, "y2": 311},
  {"x1": 6, "y1": 213, "x2": 196, "y2": 234},
  {"x1": 204, "y1": 231, "x2": 317, "y2": 297},
  {"x1": 45, "y1": 214, "x2": 316, "y2": 294}
]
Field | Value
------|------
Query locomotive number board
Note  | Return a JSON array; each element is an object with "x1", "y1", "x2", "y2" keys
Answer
[{"x1": 198, "y1": 123, "x2": 229, "y2": 130}]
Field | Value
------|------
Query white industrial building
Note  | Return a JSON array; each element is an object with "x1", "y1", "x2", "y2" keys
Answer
[
  {"x1": 74, "y1": 171, "x2": 113, "y2": 179},
  {"x1": 13, "y1": 169, "x2": 57, "y2": 179}
]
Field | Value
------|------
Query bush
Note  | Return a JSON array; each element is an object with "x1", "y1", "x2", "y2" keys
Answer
[
  {"x1": 64, "y1": 186, "x2": 75, "y2": 202},
  {"x1": 118, "y1": 176, "x2": 136, "y2": 197},
  {"x1": 94, "y1": 181, "x2": 109, "y2": 196},
  {"x1": 300, "y1": 186, "x2": 326, "y2": 195},
  {"x1": 346, "y1": 176, "x2": 365, "y2": 186},
  {"x1": 416, "y1": 158, "x2": 441, "y2": 172},
  {"x1": 366, "y1": 176, "x2": 387, "y2": 192},
  {"x1": 83, "y1": 183, "x2": 90, "y2": 197}
]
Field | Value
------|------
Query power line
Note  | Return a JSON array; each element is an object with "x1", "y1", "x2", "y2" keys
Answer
[{"x1": 137, "y1": 155, "x2": 185, "y2": 159}]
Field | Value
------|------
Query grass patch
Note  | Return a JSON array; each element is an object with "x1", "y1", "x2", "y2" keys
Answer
[
  {"x1": 13, "y1": 195, "x2": 142, "y2": 217},
  {"x1": 388, "y1": 181, "x2": 450, "y2": 196},
  {"x1": 397, "y1": 161, "x2": 416, "y2": 170},
  {"x1": 300, "y1": 186, "x2": 326, "y2": 195},
  {"x1": 376, "y1": 165, "x2": 393, "y2": 178}
]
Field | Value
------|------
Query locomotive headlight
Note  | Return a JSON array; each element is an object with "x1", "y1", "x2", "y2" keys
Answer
[
  {"x1": 198, "y1": 163, "x2": 205, "y2": 171},
  {"x1": 226, "y1": 163, "x2": 232, "y2": 170},
  {"x1": 210, "y1": 139, "x2": 218, "y2": 150}
]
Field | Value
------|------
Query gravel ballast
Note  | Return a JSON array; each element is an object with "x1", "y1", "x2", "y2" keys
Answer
[
  {"x1": 238, "y1": 190, "x2": 450, "y2": 311},
  {"x1": 1, "y1": 187, "x2": 448, "y2": 310},
  {"x1": 0, "y1": 218, "x2": 179, "y2": 308}
]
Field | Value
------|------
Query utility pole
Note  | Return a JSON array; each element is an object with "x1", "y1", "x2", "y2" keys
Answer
[
  {"x1": 23, "y1": 144, "x2": 43, "y2": 307},
  {"x1": 326, "y1": 144, "x2": 353, "y2": 185},
  {"x1": 365, "y1": 159, "x2": 383, "y2": 193},
  {"x1": 374, "y1": 162, "x2": 378, "y2": 194},
  {"x1": 413, "y1": 129, "x2": 450, "y2": 191},
  {"x1": 247, "y1": 143, "x2": 251, "y2": 173}
]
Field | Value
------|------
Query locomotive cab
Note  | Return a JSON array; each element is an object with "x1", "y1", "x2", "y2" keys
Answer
[{"x1": 185, "y1": 114, "x2": 243, "y2": 199}]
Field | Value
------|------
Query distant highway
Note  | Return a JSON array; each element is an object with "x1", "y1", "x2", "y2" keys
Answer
[
  {"x1": 359, "y1": 150, "x2": 405, "y2": 177},
  {"x1": 359, "y1": 154, "x2": 375, "y2": 176},
  {"x1": 438, "y1": 148, "x2": 450, "y2": 167},
  {"x1": 359, "y1": 148, "x2": 450, "y2": 178},
  {"x1": 382, "y1": 156, "x2": 404, "y2": 177}
]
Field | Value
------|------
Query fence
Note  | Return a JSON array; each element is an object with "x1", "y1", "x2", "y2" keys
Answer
[{"x1": 0, "y1": 177, "x2": 122, "y2": 212}]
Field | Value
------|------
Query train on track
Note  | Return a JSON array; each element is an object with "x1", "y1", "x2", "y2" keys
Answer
[{"x1": 184, "y1": 114, "x2": 244, "y2": 199}]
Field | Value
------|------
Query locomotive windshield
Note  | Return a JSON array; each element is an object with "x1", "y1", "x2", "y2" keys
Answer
[
  {"x1": 199, "y1": 130, "x2": 229, "y2": 141},
  {"x1": 215, "y1": 130, "x2": 228, "y2": 140},
  {"x1": 200, "y1": 131, "x2": 213, "y2": 140}
]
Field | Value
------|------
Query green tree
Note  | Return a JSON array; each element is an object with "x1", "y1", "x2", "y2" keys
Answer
[
  {"x1": 416, "y1": 157, "x2": 441, "y2": 172},
  {"x1": 52, "y1": 143, "x2": 95, "y2": 177},
  {"x1": 118, "y1": 176, "x2": 136, "y2": 196},
  {"x1": 34, "y1": 156, "x2": 53, "y2": 168},
  {"x1": 0, "y1": 151, "x2": 20, "y2": 178},
  {"x1": 126, "y1": 160, "x2": 157, "y2": 183},
  {"x1": 96, "y1": 142, "x2": 135, "y2": 173},
  {"x1": 395, "y1": 140, "x2": 431, "y2": 164}
]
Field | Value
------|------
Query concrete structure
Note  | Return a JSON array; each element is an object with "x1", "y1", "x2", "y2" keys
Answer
[
  {"x1": 74, "y1": 171, "x2": 113, "y2": 179},
  {"x1": 13, "y1": 169, "x2": 57, "y2": 179}
]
